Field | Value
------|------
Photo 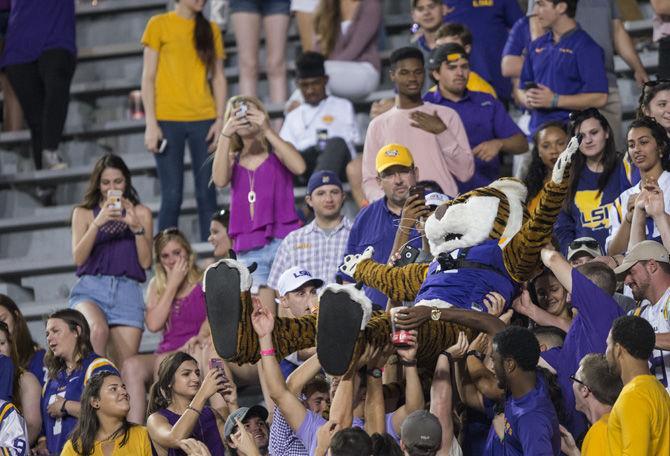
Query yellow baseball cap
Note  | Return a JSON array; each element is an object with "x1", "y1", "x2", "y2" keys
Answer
[{"x1": 376, "y1": 144, "x2": 414, "y2": 174}]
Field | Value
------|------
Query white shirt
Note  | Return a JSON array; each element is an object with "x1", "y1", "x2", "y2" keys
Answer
[
  {"x1": 640, "y1": 287, "x2": 670, "y2": 392},
  {"x1": 279, "y1": 95, "x2": 360, "y2": 157},
  {"x1": 606, "y1": 170, "x2": 670, "y2": 252}
]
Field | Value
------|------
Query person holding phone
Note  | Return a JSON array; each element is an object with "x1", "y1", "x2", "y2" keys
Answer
[
  {"x1": 140, "y1": 0, "x2": 227, "y2": 241},
  {"x1": 69, "y1": 155, "x2": 153, "y2": 369},
  {"x1": 122, "y1": 229, "x2": 210, "y2": 424},
  {"x1": 212, "y1": 95, "x2": 305, "y2": 311},
  {"x1": 146, "y1": 352, "x2": 233, "y2": 455}
]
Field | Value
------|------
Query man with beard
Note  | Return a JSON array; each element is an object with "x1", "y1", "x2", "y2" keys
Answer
[
  {"x1": 485, "y1": 326, "x2": 561, "y2": 455},
  {"x1": 613, "y1": 240, "x2": 670, "y2": 391},
  {"x1": 361, "y1": 46, "x2": 473, "y2": 202},
  {"x1": 224, "y1": 405, "x2": 270, "y2": 455},
  {"x1": 604, "y1": 316, "x2": 670, "y2": 455}
]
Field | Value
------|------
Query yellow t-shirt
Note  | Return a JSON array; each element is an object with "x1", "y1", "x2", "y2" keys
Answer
[
  {"x1": 607, "y1": 375, "x2": 670, "y2": 456},
  {"x1": 581, "y1": 413, "x2": 609, "y2": 456},
  {"x1": 428, "y1": 70, "x2": 497, "y2": 98},
  {"x1": 61, "y1": 425, "x2": 154, "y2": 456},
  {"x1": 141, "y1": 12, "x2": 225, "y2": 121}
]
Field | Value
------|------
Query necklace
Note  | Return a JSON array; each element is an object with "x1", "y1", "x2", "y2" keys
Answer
[{"x1": 247, "y1": 168, "x2": 257, "y2": 220}]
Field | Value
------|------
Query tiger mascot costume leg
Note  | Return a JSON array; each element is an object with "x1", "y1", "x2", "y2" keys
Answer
[{"x1": 204, "y1": 137, "x2": 580, "y2": 375}]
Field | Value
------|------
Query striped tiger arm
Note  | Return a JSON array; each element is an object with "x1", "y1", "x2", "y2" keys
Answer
[
  {"x1": 353, "y1": 259, "x2": 429, "y2": 302},
  {"x1": 503, "y1": 178, "x2": 569, "y2": 283}
]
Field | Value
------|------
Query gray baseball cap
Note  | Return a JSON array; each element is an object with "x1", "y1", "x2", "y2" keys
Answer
[
  {"x1": 223, "y1": 405, "x2": 268, "y2": 439},
  {"x1": 400, "y1": 410, "x2": 442, "y2": 453}
]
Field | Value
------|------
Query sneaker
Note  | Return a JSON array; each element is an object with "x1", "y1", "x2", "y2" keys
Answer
[{"x1": 43, "y1": 150, "x2": 68, "y2": 170}]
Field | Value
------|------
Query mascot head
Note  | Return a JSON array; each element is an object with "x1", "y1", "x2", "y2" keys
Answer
[{"x1": 425, "y1": 178, "x2": 530, "y2": 255}]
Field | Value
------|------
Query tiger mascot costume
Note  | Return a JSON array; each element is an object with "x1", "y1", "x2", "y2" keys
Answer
[{"x1": 204, "y1": 136, "x2": 580, "y2": 375}]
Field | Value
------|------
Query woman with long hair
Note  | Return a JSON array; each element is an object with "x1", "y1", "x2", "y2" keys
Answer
[
  {"x1": 212, "y1": 95, "x2": 305, "y2": 309},
  {"x1": 123, "y1": 228, "x2": 211, "y2": 424},
  {"x1": 40, "y1": 309, "x2": 119, "y2": 455},
  {"x1": 208, "y1": 209, "x2": 232, "y2": 260},
  {"x1": 554, "y1": 108, "x2": 631, "y2": 254},
  {"x1": 69, "y1": 154, "x2": 153, "y2": 367},
  {"x1": 0, "y1": 321, "x2": 41, "y2": 445},
  {"x1": 523, "y1": 121, "x2": 569, "y2": 213},
  {"x1": 146, "y1": 352, "x2": 234, "y2": 455},
  {"x1": 141, "y1": 0, "x2": 226, "y2": 241},
  {"x1": 312, "y1": 0, "x2": 382, "y2": 100},
  {"x1": 608, "y1": 117, "x2": 670, "y2": 254},
  {"x1": 0, "y1": 294, "x2": 46, "y2": 385},
  {"x1": 61, "y1": 371, "x2": 153, "y2": 456}
]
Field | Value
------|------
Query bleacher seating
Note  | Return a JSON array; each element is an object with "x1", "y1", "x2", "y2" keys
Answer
[{"x1": 0, "y1": 0, "x2": 656, "y2": 353}]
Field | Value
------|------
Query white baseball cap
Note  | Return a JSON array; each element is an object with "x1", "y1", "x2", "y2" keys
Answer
[{"x1": 277, "y1": 266, "x2": 324, "y2": 297}]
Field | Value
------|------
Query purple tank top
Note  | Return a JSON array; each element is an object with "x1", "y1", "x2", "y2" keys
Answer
[
  {"x1": 75, "y1": 207, "x2": 146, "y2": 282},
  {"x1": 156, "y1": 284, "x2": 207, "y2": 354},
  {"x1": 228, "y1": 152, "x2": 301, "y2": 252},
  {"x1": 158, "y1": 407, "x2": 226, "y2": 456}
]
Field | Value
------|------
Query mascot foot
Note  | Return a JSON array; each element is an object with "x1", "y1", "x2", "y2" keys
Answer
[
  {"x1": 317, "y1": 284, "x2": 372, "y2": 375},
  {"x1": 204, "y1": 259, "x2": 253, "y2": 362}
]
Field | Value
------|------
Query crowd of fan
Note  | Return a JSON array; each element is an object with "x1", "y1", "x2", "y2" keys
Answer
[{"x1": 2, "y1": 0, "x2": 670, "y2": 455}]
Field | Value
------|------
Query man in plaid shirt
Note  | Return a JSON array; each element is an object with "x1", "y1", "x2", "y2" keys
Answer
[{"x1": 268, "y1": 170, "x2": 352, "y2": 291}]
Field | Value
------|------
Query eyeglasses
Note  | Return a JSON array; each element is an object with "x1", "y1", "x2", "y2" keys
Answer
[
  {"x1": 569, "y1": 239, "x2": 600, "y2": 251},
  {"x1": 570, "y1": 374, "x2": 590, "y2": 390}
]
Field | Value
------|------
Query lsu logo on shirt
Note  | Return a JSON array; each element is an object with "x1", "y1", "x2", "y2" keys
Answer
[
  {"x1": 473, "y1": 0, "x2": 494, "y2": 6},
  {"x1": 574, "y1": 190, "x2": 611, "y2": 230}
]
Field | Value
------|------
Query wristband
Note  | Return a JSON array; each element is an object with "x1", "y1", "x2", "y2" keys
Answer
[
  {"x1": 466, "y1": 350, "x2": 485, "y2": 362},
  {"x1": 441, "y1": 350, "x2": 454, "y2": 365},
  {"x1": 221, "y1": 132, "x2": 232, "y2": 139},
  {"x1": 398, "y1": 359, "x2": 417, "y2": 367},
  {"x1": 61, "y1": 400, "x2": 68, "y2": 416},
  {"x1": 186, "y1": 405, "x2": 201, "y2": 415},
  {"x1": 611, "y1": 255, "x2": 621, "y2": 267},
  {"x1": 550, "y1": 93, "x2": 559, "y2": 109},
  {"x1": 260, "y1": 348, "x2": 276, "y2": 357}
]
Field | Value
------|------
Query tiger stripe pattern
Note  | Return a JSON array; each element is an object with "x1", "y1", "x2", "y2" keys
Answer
[{"x1": 354, "y1": 261, "x2": 429, "y2": 302}]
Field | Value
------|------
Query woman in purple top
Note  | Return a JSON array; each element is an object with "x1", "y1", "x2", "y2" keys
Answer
[
  {"x1": 212, "y1": 96, "x2": 305, "y2": 309},
  {"x1": 0, "y1": 0, "x2": 76, "y2": 170},
  {"x1": 69, "y1": 155, "x2": 153, "y2": 370},
  {"x1": 312, "y1": 0, "x2": 382, "y2": 100},
  {"x1": 123, "y1": 228, "x2": 210, "y2": 423},
  {"x1": 146, "y1": 352, "x2": 234, "y2": 456}
]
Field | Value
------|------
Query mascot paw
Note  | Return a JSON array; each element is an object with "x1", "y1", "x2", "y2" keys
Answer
[
  {"x1": 340, "y1": 246, "x2": 374, "y2": 278},
  {"x1": 551, "y1": 135, "x2": 579, "y2": 184}
]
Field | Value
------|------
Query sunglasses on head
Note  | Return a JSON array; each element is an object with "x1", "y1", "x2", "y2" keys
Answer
[
  {"x1": 569, "y1": 239, "x2": 600, "y2": 251},
  {"x1": 568, "y1": 108, "x2": 602, "y2": 123},
  {"x1": 154, "y1": 227, "x2": 181, "y2": 241}
]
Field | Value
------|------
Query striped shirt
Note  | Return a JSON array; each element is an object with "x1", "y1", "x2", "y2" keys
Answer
[{"x1": 268, "y1": 217, "x2": 352, "y2": 289}]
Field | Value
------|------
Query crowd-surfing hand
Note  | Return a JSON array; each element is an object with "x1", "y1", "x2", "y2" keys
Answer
[
  {"x1": 410, "y1": 110, "x2": 447, "y2": 134},
  {"x1": 511, "y1": 289, "x2": 538, "y2": 322},
  {"x1": 551, "y1": 135, "x2": 580, "y2": 185},
  {"x1": 393, "y1": 306, "x2": 433, "y2": 330},
  {"x1": 250, "y1": 297, "x2": 275, "y2": 339},
  {"x1": 396, "y1": 330, "x2": 418, "y2": 363},
  {"x1": 340, "y1": 246, "x2": 374, "y2": 277},
  {"x1": 482, "y1": 292, "x2": 506, "y2": 317},
  {"x1": 446, "y1": 331, "x2": 469, "y2": 360}
]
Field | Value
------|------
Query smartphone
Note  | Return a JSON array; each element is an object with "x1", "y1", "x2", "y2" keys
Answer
[
  {"x1": 235, "y1": 101, "x2": 248, "y2": 119},
  {"x1": 209, "y1": 358, "x2": 225, "y2": 371},
  {"x1": 523, "y1": 82, "x2": 539, "y2": 90},
  {"x1": 156, "y1": 138, "x2": 168, "y2": 153},
  {"x1": 107, "y1": 189, "x2": 122, "y2": 210},
  {"x1": 409, "y1": 184, "x2": 426, "y2": 199},
  {"x1": 395, "y1": 245, "x2": 420, "y2": 267}
]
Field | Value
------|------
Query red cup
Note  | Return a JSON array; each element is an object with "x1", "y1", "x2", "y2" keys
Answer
[{"x1": 390, "y1": 307, "x2": 412, "y2": 348}]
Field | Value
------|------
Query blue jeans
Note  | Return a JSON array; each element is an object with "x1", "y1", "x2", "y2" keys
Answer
[{"x1": 156, "y1": 120, "x2": 218, "y2": 241}]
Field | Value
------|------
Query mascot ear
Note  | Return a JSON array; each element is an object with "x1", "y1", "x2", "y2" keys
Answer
[{"x1": 488, "y1": 178, "x2": 527, "y2": 240}]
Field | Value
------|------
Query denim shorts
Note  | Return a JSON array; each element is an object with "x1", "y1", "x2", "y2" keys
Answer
[
  {"x1": 229, "y1": 0, "x2": 290, "y2": 16},
  {"x1": 68, "y1": 275, "x2": 145, "y2": 329},
  {"x1": 237, "y1": 238, "x2": 282, "y2": 291}
]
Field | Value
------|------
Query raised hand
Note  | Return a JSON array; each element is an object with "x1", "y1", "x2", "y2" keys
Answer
[
  {"x1": 393, "y1": 306, "x2": 432, "y2": 330},
  {"x1": 645, "y1": 185, "x2": 666, "y2": 219},
  {"x1": 250, "y1": 297, "x2": 275, "y2": 339},
  {"x1": 396, "y1": 330, "x2": 418, "y2": 362},
  {"x1": 230, "y1": 418, "x2": 260, "y2": 455},
  {"x1": 512, "y1": 289, "x2": 538, "y2": 321},
  {"x1": 199, "y1": 368, "x2": 227, "y2": 399},
  {"x1": 482, "y1": 292, "x2": 506, "y2": 317},
  {"x1": 446, "y1": 331, "x2": 468, "y2": 359},
  {"x1": 166, "y1": 255, "x2": 189, "y2": 288},
  {"x1": 467, "y1": 332, "x2": 490, "y2": 355},
  {"x1": 400, "y1": 194, "x2": 431, "y2": 230},
  {"x1": 551, "y1": 135, "x2": 580, "y2": 184},
  {"x1": 245, "y1": 104, "x2": 271, "y2": 133}
]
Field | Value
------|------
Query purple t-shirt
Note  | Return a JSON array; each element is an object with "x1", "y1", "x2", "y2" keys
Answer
[
  {"x1": 229, "y1": 153, "x2": 301, "y2": 252},
  {"x1": 0, "y1": 355, "x2": 13, "y2": 402},
  {"x1": 27, "y1": 348, "x2": 47, "y2": 386},
  {"x1": 540, "y1": 269, "x2": 624, "y2": 438},
  {"x1": 0, "y1": 0, "x2": 76, "y2": 68},
  {"x1": 158, "y1": 407, "x2": 225, "y2": 456},
  {"x1": 157, "y1": 284, "x2": 207, "y2": 353},
  {"x1": 484, "y1": 373, "x2": 560, "y2": 455}
]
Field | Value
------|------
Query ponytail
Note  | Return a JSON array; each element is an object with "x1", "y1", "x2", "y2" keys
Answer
[{"x1": 194, "y1": 12, "x2": 215, "y2": 70}]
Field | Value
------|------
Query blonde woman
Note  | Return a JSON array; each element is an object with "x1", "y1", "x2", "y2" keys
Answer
[
  {"x1": 212, "y1": 95, "x2": 305, "y2": 309},
  {"x1": 122, "y1": 229, "x2": 210, "y2": 424}
]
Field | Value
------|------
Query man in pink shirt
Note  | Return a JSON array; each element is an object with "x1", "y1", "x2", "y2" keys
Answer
[{"x1": 362, "y1": 46, "x2": 473, "y2": 201}]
